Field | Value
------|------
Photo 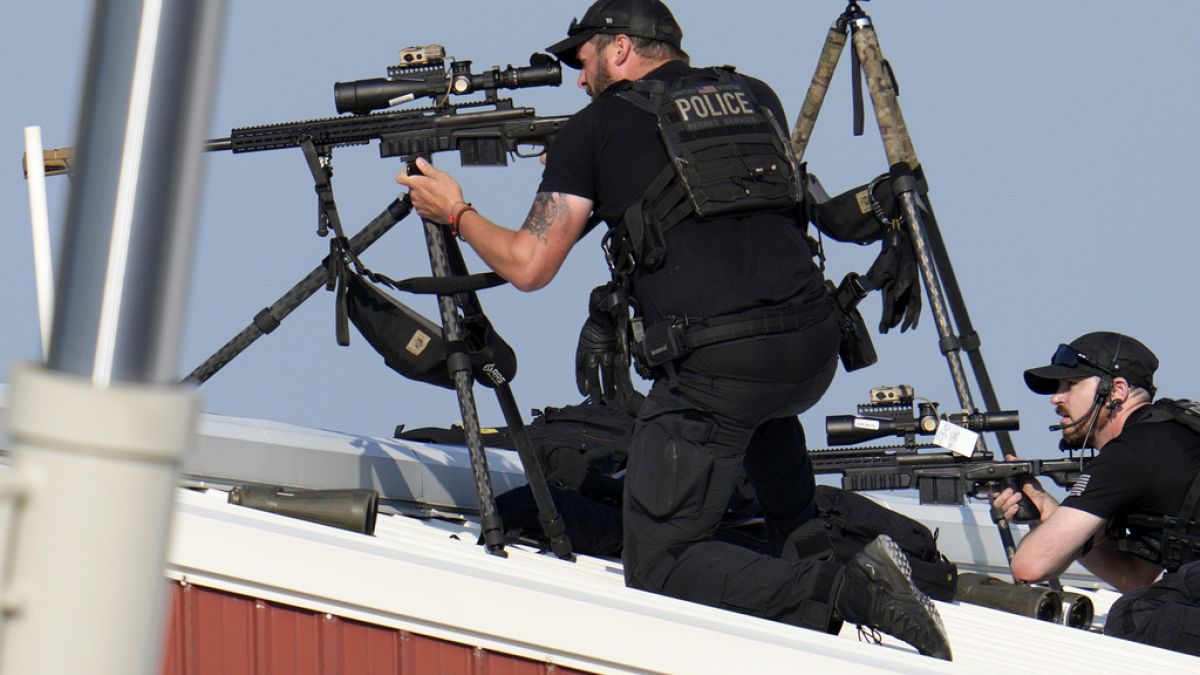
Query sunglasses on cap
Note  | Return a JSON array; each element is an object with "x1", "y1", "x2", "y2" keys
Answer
[
  {"x1": 567, "y1": 16, "x2": 622, "y2": 35},
  {"x1": 1051, "y1": 343, "x2": 1120, "y2": 379}
]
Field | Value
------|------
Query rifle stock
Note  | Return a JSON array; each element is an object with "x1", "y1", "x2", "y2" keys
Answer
[{"x1": 811, "y1": 447, "x2": 1091, "y2": 512}]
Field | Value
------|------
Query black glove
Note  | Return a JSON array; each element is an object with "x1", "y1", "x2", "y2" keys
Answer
[
  {"x1": 575, "y1": 314, "x2": 618, "y2": 401},
  {"x1": 862, "y1": 227, "x2": 921, "y2": 333},
  {"x1": 577, "y1": 282, "x2": 631, "y2": 400},
  {"x1": 575, "y1": 283, "x2": 646, "y2": 411}
]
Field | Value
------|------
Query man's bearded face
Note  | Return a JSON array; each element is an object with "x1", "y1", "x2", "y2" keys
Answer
[
  {"x1": 577, "y1": 39, "x2": 616, "y2": 101},
  {"x1": 1055, "y1": 377, "x2": 1111, "y2": 449}
]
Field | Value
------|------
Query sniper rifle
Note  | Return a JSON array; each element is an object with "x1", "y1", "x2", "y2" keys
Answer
[
  {"x1": 812, "y1": 385, "x2": 1093, "y2": 519},
  {"x1": 206, "y1": 45, "x2": 568, "y2": 168}
]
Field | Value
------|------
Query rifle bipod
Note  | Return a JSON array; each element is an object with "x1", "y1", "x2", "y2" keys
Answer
[
  {"x1": 792, "y1": 1, "x2": 1054, "y2": 588},
  {"x1": 184, "y1": 145, "x2": 573, "y2": 560},
  {"x1": 412, "y1": 160, "x2": 573, "y2": 561},
  {"x1": 181, "y1": 197, "x2": 411, "y2": 386}
]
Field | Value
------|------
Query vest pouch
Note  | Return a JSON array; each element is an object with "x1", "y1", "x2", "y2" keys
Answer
[
  {"x1": 636, "y1": 319, "x2": 687, "y2": 368},
  {"x1": 675, "y1": 136, "x2": 798, "y2": 219},
  {"x1": 658, "y1": 115, "x2": 800, "y2": 222}
]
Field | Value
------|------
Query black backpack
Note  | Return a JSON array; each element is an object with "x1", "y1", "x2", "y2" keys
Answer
[
  {"x1": 459, "y1": 402, "x2": 636, "y2": 556},
  {"x1": 523, "y1": 403, "x2": 635, "y2": 504},
  {"x1": 395, "y1": 401, "x2": 636, "y2": 504},
  {"x1": 783, "y1": 485, "x2": 959, "y2": 602},
  {"x1": 494, "y1": 484, "x2": 624, "y2": 556}
]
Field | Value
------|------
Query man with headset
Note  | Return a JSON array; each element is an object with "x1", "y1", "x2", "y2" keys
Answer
[
  {"x1": 996, "y1": 331, "x2": 1200, "y2": 653},
  {"x1": 397, "y1": 0, "x2": 949, "y2": 660}
]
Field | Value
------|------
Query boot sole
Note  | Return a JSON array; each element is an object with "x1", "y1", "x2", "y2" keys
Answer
[{"x1": 864, "y1": 535, "x2": 950, "y2": 658}]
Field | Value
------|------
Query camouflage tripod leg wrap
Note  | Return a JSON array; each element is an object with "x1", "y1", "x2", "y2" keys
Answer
[
  {"x1": 849, "y1": 20, "x2": 918, "y2": 168},
  {"x1": 852, "y1": 17, "x2": 1048, "y2": 580},
  {"x1": 851, "y1": 18, "x2": 979, "y2": 417},
  {"x1": 857, "y1": 21, "x2": 1020, "y2": 465},
  {"x1": 791, "y1": 22, "x2": 848, "y2": 163}
]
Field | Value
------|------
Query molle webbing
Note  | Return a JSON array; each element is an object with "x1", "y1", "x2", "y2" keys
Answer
[{"x1": 615, "y1": 68, "x2": 802, "y2": 270}]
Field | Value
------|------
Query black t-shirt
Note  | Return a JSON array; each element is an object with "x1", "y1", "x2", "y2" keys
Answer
[
  {"x1": 1060, "y1": 406, "x2": 1200, "y2": 526},
  {"x1": 538, "y1": 60, "x2": 826, "y2": 326}
]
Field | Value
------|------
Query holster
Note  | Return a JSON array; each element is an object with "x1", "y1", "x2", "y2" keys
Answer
[{"x1": 826, "y1": 273, "x2": 877, "y2": 372}]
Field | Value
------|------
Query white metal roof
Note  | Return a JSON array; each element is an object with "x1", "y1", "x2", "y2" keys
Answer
[
  {"x1": 160, "y1": 412, "x2": 1197, "y2": 673},
  {"x1": 2, "y1": 394, "x2": 1197, "y2": 672},
  {"x1": 167, "y1": 480, "x2": 1198, "y2": 674}
]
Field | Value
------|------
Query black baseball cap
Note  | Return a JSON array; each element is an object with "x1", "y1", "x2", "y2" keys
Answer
[
  {"x1": 1023, "y1": 331, "x2": 1158, "y2": 396},
  {"x1": 547, "y1": 0, "x2": 684, "y2": 69}
]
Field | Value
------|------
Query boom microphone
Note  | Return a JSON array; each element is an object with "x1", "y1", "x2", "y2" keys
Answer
[
  {"x1": 1049, "y1": 418, "x2": 1081, "y2": 432},
  {"x1": 1048, "y1": 380, "x2": 1112, "y2": 431},
  {"x1": 1048, "y1": 401, "x2": 1098, "y2": 431}
]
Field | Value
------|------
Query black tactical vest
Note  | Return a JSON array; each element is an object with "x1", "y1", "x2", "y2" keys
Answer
[
  {"x1": 1109, "y1": 399, "x2": 1200, "y2": 571},
  {"x1": 613, "y1": 67, "x2": 803, "y2": 270}
]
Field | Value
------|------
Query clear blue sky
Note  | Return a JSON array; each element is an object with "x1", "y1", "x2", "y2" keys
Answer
[{"x1": 3, "y1": 1, "x2": 1198, "y2": 463}]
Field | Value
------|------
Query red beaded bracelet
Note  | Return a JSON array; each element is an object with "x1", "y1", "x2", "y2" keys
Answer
[{"x1": 448, "y1": 202, "x2": 476, "y2": 239}]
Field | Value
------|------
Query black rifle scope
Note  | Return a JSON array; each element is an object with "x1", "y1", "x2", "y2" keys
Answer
[
  {"x1": 335, "y1": 48, "x2": 562, "y2": 115},
  {"x1": 826, "y1": 405, "x2": 1020, "y2": 446}
]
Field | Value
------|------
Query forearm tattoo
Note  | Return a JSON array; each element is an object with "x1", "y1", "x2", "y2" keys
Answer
[{"x1": 521, "y1": 192, "x2": 564, "y2": 243}]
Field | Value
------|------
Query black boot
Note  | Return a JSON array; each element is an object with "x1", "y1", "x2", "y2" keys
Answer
[{"x1": 835, "y1": 535, "x2": 952, "y2": 661}]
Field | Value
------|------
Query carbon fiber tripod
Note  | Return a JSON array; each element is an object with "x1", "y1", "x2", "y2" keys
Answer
[{"x1": 791, "y1": 0, "x2": 1044, "y2": 581}]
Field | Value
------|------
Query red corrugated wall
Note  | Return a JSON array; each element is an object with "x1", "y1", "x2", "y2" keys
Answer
[{"x1": 161, "y1": 581, "x2": 592, "y2": 675}]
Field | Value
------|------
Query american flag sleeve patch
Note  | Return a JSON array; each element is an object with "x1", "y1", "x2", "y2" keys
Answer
[{"x1": 1068, "y1": 474, "x2": 1091, "y2": 498}]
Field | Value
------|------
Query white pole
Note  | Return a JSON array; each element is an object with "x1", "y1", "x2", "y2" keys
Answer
[
  {"x1": 23, "y1": 126, "x2": 55, "y2": 362},
  {"x1": 0, "y1": 0, "x2": 226, "y2": 672},
  {"x1": 1, "y1": 364, "x2": 198, "y2": 675}
]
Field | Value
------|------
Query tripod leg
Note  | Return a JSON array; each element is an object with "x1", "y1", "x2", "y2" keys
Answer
[
  {"x1": 434, "y1": 219, "x2": 573, "y2": 559},
  {"x1": 916, "y1": 203, "x2": 1019, "y2": 459},
  {"x1": 421, "y1": 216, "x2": 507, "y2": 557},
  {"x1": 849, "y1": 18, "x2": 919, "y2": 168},
  {"x1": 494, "y1": 383, "x2": 574, "y2": 560},
  {"x1": 850, "y1": 15, "x2": 1042, "y2": 582},
  {"x1": 181, "y1": 197, "x2": 411, "y2": 386},
  {"x1": 791, "y1": 18, "x2": 850, "y2": 163},
  {"x1": 892, "y1": 187, "x2": 978, "y2": 416},
  {"x1": 850, "y1": 15, "x2": 1018, "y2": 459},
  {"x1": 851, "y1": 18, "x2": 978, "y2": 422}
]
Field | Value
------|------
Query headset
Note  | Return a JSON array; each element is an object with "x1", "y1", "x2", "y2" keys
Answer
[{"x1": 1047, "y1": 336, "x2": 1124, "y2": 449}]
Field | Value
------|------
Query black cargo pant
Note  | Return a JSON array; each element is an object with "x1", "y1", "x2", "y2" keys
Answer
[
  {"x1": 622, "y1": 312, "x2": 843, "y2": 631},
  {"x1": 1105, "y1": 560, "x2": 1200, "y2": 655}
]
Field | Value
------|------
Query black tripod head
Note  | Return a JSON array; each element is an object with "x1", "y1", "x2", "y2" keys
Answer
[{"x1": 843, "y1": 0, "x2": 871, "y2": 23}]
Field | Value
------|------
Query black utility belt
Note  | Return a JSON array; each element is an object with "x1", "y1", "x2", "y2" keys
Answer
[{"x1": 634, "y1": 298, "x2": 833, "y2": 368}]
